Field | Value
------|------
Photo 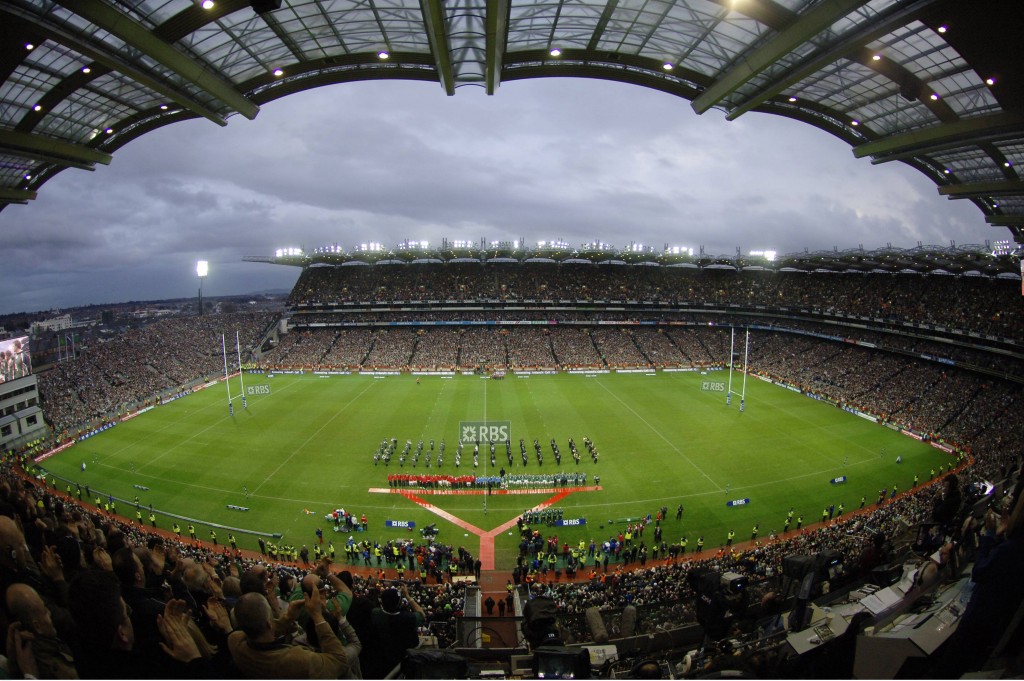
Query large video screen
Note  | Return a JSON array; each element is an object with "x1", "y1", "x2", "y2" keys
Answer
[{"x1": 0, "y1": 336, "x2": 31, "y2": 384}]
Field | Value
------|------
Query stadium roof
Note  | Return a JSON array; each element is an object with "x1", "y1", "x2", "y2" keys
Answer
[
  {"x1": 2, "y1": 0, "x2": 1023, "y2": 244},
  {"x1": 243, "y1": 239, "x2": 1022, "y2": 275}
]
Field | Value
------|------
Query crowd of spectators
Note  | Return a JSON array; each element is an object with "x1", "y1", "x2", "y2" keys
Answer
[
  {"x1": 261, "y1": 325, "x2": 741, "y2": 372},
  {"x1": 37, "y1": 313, "x2": 274, "y2": 437},
  {"x1": 269, "y1": 329, "x2": 336, "y2": 368},
  {"x1": 408, "y1": 329, "x2": 460, "y2": 369},
  {"x1": 287, "y1": 263, "x2": 1023, "y2": 339},
  {"x1": 505, "y1": 328, "x2": 559, "y2": 370},
  {"x1": 286, "y1": 306, "x2": 1024, "y2": 378},
  {"x1": 548, "y1": 327, "x2": 603, "y2": 368},
  {"x1": 0, "y1": 461, "x2": 469, "y2": 678},
  {"x1": 591, "y1": 328, "x2": 652, "y2": 368},
  {"x1": 458, "y1": 328, "x2": 509, "y2": 370},
  {"x1": 4, "y1": 265, "x2": 1023, "y2": 677},
  {"x1": 362, "y1": 329, "x2": 416, "y2": 369},
  {"x1": 321, "y1": 329, "x2": 375, "y2": 368}
]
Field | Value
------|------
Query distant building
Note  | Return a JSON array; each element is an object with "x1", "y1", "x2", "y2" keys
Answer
[
  {"x1": 31, "y1": 314, "x2": 73, "y2": 334},
  {"x1": 0, "y1": 374, "x2": 45, "y2": 449}
]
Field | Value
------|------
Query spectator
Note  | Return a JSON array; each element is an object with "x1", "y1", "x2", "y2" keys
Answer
[
  {"x1": 930, "y1": 489, "x2": 1024, "y2": 677},
  {"x1": 4, "y1": 582, "x2": 78, "y2": 679},
  {"x1": 931, "y1": 474, "x2": 963, "y2": 529},
  {"x1": 364, "y1": 585, "x2": 424, "y2": 678},
  {"x1": 67, "y1": 569, "x2": 205, "y2": 678},
  {"x1": 228, "y1": 586, "x2": 350, "y2": 679}
]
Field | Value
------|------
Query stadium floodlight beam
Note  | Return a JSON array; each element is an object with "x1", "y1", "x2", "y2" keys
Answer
[{"x1": 197, "y1": 260, "x2": 208, "y2": 316}]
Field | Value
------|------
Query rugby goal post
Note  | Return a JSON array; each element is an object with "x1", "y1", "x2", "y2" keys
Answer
[
  {"x1": 726, "y1": 327, "x2": 750, "y2": 413},
  {"x1": 222, "y1": 331, "x2": 248, "y2": 415}
]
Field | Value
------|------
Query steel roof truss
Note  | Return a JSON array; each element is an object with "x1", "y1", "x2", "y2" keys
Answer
[
  {"x1": 692, "y1": 0, "x2": 872, "y2": 115},
  {"x1": 51, "y1": 0, "x2": 259, "y2": 119}
]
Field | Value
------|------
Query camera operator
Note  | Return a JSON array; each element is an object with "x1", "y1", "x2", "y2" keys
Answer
[{"x1": 521, "y1": 595, "x2": 563, "y2": 649}]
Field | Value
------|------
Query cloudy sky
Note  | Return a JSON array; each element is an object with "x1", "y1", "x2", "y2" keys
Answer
[{"x1": 0, "y1": 77, "x2": 991, "y2": 315}]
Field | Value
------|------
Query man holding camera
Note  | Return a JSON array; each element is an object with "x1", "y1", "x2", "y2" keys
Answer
[{"x1": 229, "y1": 574, "x2": 356, "y2": 679}]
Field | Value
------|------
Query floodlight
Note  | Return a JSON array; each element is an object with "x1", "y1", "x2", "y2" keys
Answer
[{"x1": 196, "y1": 261, "x2": 208, "y2": 316}]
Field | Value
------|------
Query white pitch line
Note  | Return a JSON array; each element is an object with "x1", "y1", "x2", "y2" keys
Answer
[
  {"x1": 133, "y1": 380, "x2": 301, "y2": 473},
  {"x1": 593, "y1": 378, "x2": 723, "y2": 491},
  {"x1": 251, "y1": 380, "x2": 377, "y2": 496}
]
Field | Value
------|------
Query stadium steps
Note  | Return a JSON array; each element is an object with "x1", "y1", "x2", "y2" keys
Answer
[
  {"x1": 663, "y1": 329, "x2": 692, "y2": 363},
  {"x1": 690, "y1": 328, "x2": 717, "y2": 363},
  {"x1": 323, "y1": 329, "x2": 342, "y2": 357},
  {"x1": 361, "y1": 334, "x2": 377, "y2": 366},
  {"x1": 627, "y1": 328, "x2": 654, "y2": 366},
  {"x1": 939, "y1": 386, "x2": 981, "y2": 434},
  {"x1": 586, "y1": 329, "x2": 608, "y2": 368},
  {"x1": 474, "y1": 572, "x2": 522, "y2": 647},
  {"x1": 408, "y1": 335, "x2": 419, "y2": 365}
]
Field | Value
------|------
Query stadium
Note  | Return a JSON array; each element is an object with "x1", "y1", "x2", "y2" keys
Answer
[{"x1": 2, "y1": 1, "x2": 1024, "y2": 679}]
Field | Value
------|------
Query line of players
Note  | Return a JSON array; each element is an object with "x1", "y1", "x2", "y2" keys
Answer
[
  {"x1": 386, "y1": 472, "x2": 596, "y2": 489},
  {"x1": 520, "y1": 507, "x2": 565, "y2": 526},
  {"x1": 371, "y1": 435, "x2": 600, "y2": 469}
]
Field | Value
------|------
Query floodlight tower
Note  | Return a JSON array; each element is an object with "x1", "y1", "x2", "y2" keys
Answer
[{"x1": 197, "y1": 260, "x2": 208, "y2": 316}]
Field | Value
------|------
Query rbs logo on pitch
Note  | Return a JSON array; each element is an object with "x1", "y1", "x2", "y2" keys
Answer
[
  {"x1": 459, "y1": 421, "x2": 511, "y2": 443},
  {"x1": 701, "y1": 381, "x2": 726, "y2": 392}
]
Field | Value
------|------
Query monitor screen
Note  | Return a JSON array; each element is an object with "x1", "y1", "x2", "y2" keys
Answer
[
  {"x1": 534, "y1": 647, "x2": 590, "y2": 679},
  {"x1": 0, "y1": 336, "x2": 31, "y2": 383}
]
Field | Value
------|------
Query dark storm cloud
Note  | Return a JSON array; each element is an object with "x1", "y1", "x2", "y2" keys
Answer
[{"x1": 0, "y1": 77, "x2": 990, "y2": 315}]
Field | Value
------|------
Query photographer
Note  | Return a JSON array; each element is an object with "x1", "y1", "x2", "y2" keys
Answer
[
  {"x1": 298, "y1": 571, "x2": 362, "y2": 679},
  {"x1": 228, "y1": 576, "x2": 352, "y2": 679}
]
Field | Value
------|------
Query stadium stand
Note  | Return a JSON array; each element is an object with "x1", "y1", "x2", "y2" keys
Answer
[
  {"x1": 2, "y1": 262, "x2": 1022, "y2": 678},
  {"x1": 4, "y1": 0, "x2": 1024, "y2": 672}
]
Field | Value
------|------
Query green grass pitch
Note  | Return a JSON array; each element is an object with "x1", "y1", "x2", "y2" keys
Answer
[{"x1": 41, "y1": 372, "x2": 947, "y2": 567}]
